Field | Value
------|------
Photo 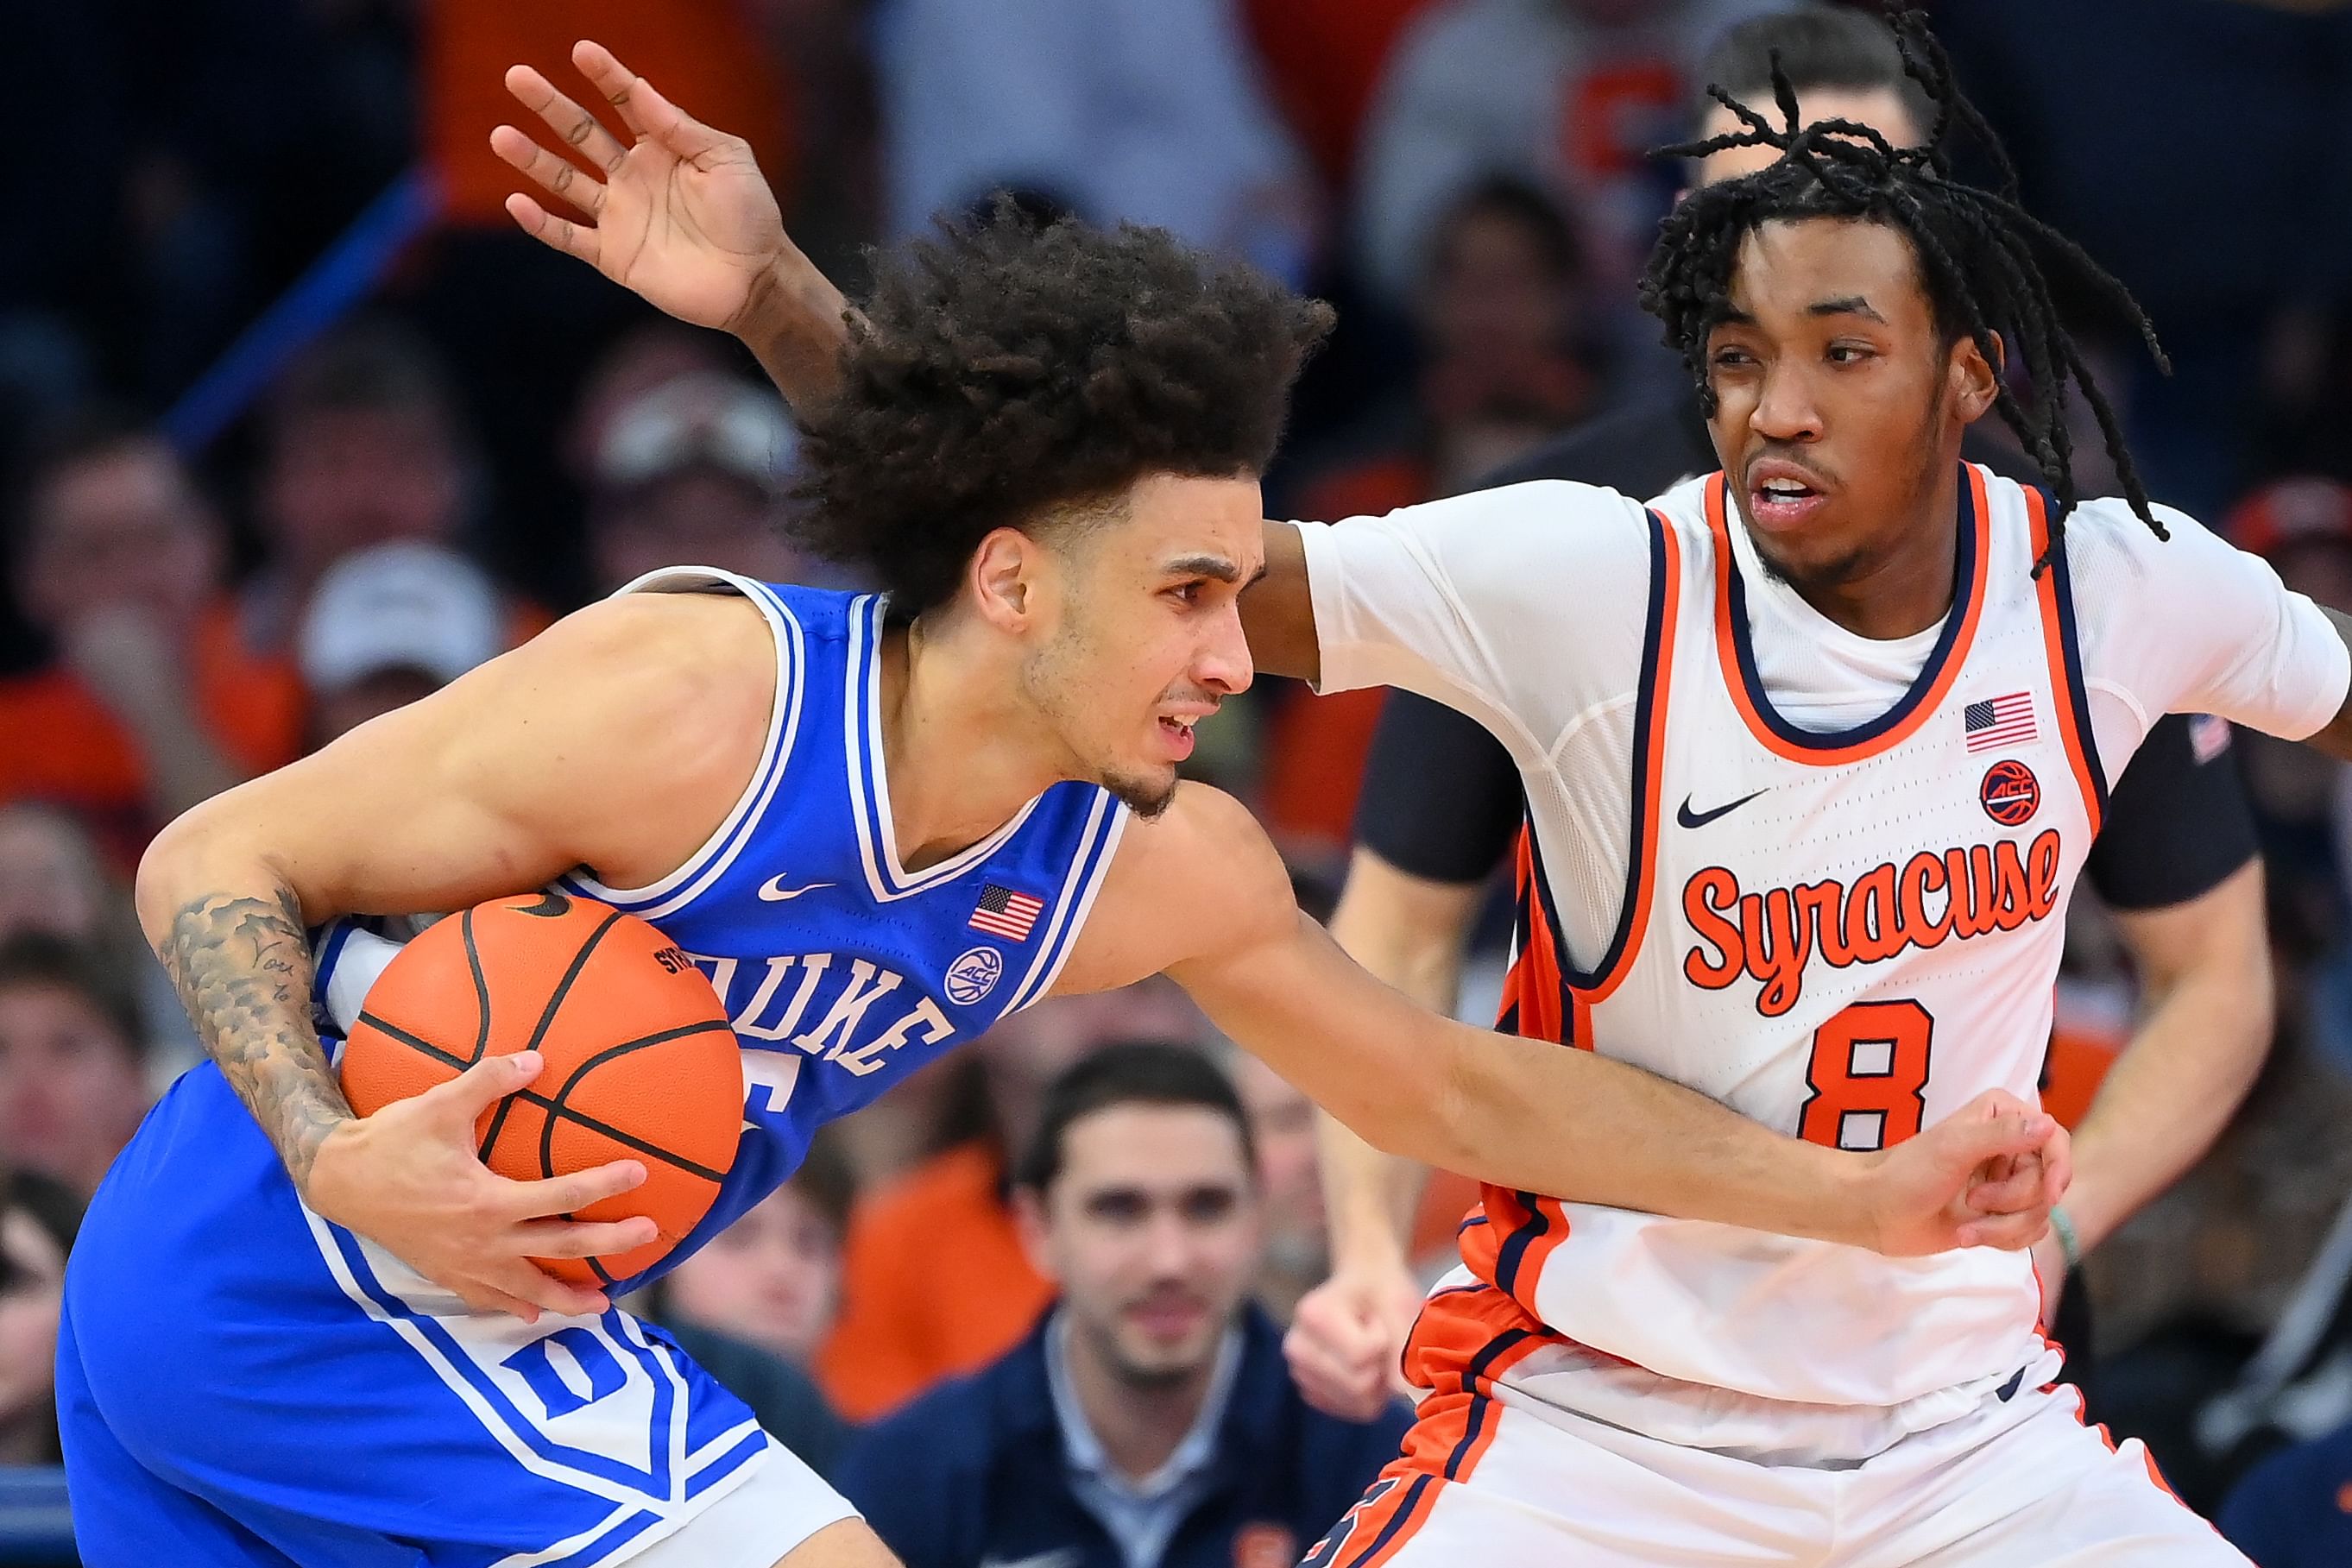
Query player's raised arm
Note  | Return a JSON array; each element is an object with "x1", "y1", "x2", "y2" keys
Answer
[
  {"x1": 134, "y1": 592, "x2": 771, "y2": 1320},
  {"x1": 493, "y1": 43, "x2": 1337, "y2": 683},
  {"x1": 1074, "y1": 785, "x2": 2065, "y2": 1256},
  {"x1": 492, "y1": 41, "x2": 861, "y2": 413}
]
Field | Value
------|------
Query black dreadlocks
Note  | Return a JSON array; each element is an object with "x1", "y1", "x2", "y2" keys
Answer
[{"x1": 1638, "y1": 8, "x2": 2169, "y2": 568}]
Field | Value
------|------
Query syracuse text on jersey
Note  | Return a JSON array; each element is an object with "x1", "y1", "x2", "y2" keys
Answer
[{"x1": 1680, "y1": 826, "x2": 2065, "y2": 1017}]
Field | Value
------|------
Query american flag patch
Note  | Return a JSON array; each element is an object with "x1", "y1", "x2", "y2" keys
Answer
[
  {"x1": 1964, "y1": 692, "x2": 2037, "y2": 753},
  {"x1": 968, "y1": 884, "x2": 1045, "y2": 941}
]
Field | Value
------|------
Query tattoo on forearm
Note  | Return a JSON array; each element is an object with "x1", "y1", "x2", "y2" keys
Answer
[{"x1": 158, "y1": 886, "x2": 350, "y2": 1190}]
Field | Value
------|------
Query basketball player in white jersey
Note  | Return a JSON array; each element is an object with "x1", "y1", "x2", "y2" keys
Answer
[{"x1": 492, "y1": 16, "x2": 2338, "y2": 1560}]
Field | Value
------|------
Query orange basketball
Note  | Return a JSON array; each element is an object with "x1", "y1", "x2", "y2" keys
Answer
[{"x1": 337, "y1": 891, "x2": 741, "y2": 1288}]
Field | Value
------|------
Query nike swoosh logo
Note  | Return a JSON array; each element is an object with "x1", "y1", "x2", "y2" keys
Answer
[
  {"x1": 1676, "y1": 790, "x2": 1767, "y2": 829},
  {"x1": 756, "y1": 876, "x2": 836, "y2": 902}
]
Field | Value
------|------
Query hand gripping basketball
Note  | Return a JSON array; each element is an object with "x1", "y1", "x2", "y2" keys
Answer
[
  {"x1": 313, "y1": 892, "x2": 745, "y2": 1322},
  {"x1": 308, "y1": 1051, "x2": 657, "y2": 1320}
]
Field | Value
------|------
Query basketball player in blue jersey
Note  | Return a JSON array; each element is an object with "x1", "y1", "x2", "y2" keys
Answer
[{"x1": 59, "y1": 49, "x2": 2069, "y2": 1568}]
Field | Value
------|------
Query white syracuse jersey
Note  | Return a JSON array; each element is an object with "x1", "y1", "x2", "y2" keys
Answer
[{"x1": 1297, "y1": 462, "x2": 2349, "y2": 1460}]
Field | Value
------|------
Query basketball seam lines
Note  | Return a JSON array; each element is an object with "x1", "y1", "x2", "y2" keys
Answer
[
  {"x1": 478, "y1": 909, "x2": 626, "y2": 1168},
  {"x1": 354, "y1": 1011, "x2": 736, "y2": 1183},
  {"x1": 464, "y1": 909, "x2": 514, "y2": 1162},
  {"x1": 539, "y1": 1029, "x2": 740, "y2": 1250}
]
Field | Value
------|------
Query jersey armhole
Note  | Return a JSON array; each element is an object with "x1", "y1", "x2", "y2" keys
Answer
[
  {"x1": 557, "y1": 568, "x2": 807, "y2": 919},
  {"x1": 993, "y1": 792, "x2": 1132, "y2": 1020}
]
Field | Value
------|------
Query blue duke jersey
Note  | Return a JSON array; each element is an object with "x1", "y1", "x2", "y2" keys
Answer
[
  {"x1": 57, "y1": 572, "x2": 1127, "y2": 1568},
  {"x1": 546, "y1": 572, "x2": 1129, "y2": 1289}
]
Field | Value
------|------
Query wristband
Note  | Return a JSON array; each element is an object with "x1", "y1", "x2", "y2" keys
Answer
[{"x1": 2048, "y1": 1203, "x2": 2083, "y2": 1272}]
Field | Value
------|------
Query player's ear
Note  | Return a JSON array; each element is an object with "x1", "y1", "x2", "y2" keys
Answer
[
  {"x1": 968, "y1": 527, "x2": 1044, "y2": 633},
  {"x1": 1950, "y1": 330, "x2": 2001, "y2": 424}
]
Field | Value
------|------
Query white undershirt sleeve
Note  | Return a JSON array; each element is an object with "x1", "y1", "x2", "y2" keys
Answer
[
  {"x1": 2070, "y1": 499, "x2": 2351, "y2": 742},
  {"x1": 1291, "y1": 480, "x2": 1655, "y2": 759}
]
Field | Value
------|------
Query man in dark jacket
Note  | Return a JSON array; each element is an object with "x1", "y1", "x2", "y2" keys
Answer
[{"x1": 837, "y1": 1042, "x2": 1410, "y2": 1568}]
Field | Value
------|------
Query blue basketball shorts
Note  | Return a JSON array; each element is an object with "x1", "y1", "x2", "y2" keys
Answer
[{"x1": 58, "y1": 1067, "x2": 852, "y2": 1567}]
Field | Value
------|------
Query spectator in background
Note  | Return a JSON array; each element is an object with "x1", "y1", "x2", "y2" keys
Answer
[
  {"x1": 2228, "y1": 482, "x2": 2352, "y2": 942},
  {"x1": 0, "y1": 803, "x2": 198, "y2": 1077},
  {"x1": 1936, "y1": 0, "x2": 2352, "y2": 526},
  {"x1": 659, "y1": 1129, "x2": 854, "y2": 1368},
  {"x1": 873, "y1": 0, "x2": 1316, "y2": 284},
  {"x1": 1354, "y1": 0, "x2": 1770, "y2": 312},
  {"x1": 0, "y1": 1170, "x2": 79, "y2": 1466},
  {"x1": 0, "y1": 804, "x2": 116, "y2": 955},
  {"x1": 2222, "y1": 1414, "x2": 2352, "y2": 1566},
  {"x1": 245, "y1": 321, "x2": 546, "y2": 657},
  {"x1": 1242, "y1": 0, "x2": 1437, "y2": 193},
  {"x1": 817, "y1": 981, "x2": 1208, "y2": 1420},
  {"x1": 563, "y1": 320, "x2": 739, "y2": 490},
  {"x1": 0, "y1": 934, "x2": 152, "y2": 1200},
  {"x1": 1263, "y1": 176, "x2": 1597, "y2": 860},
  {"x1": 588, "y1": 373, "x2": 833, "y2": 592},
  {"x1": 839, "y1": 1042, "x2": 1409, "y2": 1568},
  {"x1": 295, "y1": 540, "x2": 506, "y2": 749},
  {"x1": 0, "y1": 416, "x2": 302, "y2": 867},
  {"x1": 1223, "y1": 1049, "x2": 1326, "y2": 1325}
]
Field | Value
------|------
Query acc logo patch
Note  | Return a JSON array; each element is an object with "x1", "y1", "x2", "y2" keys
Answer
[
  {"x1": 945, "y1": 946, "x2": 1004, "y2": 1005},
  {"x1": 1979, "y1": 759, "x2": 2040, "y2": 827}
]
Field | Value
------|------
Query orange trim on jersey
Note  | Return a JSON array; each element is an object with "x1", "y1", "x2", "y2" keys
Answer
[
  {"x1": 2025, "y1": 484, "x2": 2109, "y2": 836},
  {"x1": 1706, "y1": 467, "x2": 1991, "y2": 766},
  {"x1": 1313, "y1": 1282, "x2": 1566, "y2": 1565},
  {"x1": 1316, "y1": 1463, "x2": 1439, "y2": 1568},
  {"x1": 1499, "y1": 828, "x2": 1571, "y2": 1046},
  {"x1": 2049, "y1": 1383, "x2": 2223, "y2": 1535}
]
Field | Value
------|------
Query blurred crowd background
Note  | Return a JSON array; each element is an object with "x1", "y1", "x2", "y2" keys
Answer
[{"x1": 4, "y1": 0, "x2": 2352, "y2": 1562}]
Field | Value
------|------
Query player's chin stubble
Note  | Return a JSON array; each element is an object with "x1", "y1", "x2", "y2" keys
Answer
[{"x1": 1101, "y1": 767, "x2": 1180, "y2": 820}]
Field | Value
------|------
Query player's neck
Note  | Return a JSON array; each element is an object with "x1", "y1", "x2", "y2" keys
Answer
[
  {"x1": 876, "y1": 620, "x2": 1069, "y2": 871},
  {"x1": 1768, "y1": 461, "x2": 1964, "y2": 641}
]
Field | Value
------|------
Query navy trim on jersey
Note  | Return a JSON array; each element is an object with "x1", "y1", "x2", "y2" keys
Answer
[
  {"x1": 1519, "y1": 507, "x2": 1675, "y2": 996},
  {"x1": 844, "y1": 595, "x2": 1043, "y2": 902},
  {"x1": 1343, "y1": 1474, "x2": 1433, "y2": 1568},
  {"x1": 1445, "y1": 1327, "x2": 1535, "y2": 1480},
  {"x1": 558, "y1": 572, "x2": 808, "y2": 921},
  {"x1": 1724, "y1": 463, "x2": 1983, "y2": 752},
  {"x1": 1491, "y1": 1190, "x2": 1553, "y2": 1299},
  {"x1": 2038, "y1": 488, "x2": 2111, "y2": 819}
]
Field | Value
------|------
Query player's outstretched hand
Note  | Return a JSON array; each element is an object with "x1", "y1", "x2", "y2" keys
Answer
[
  {"x1": 1863, "y1": 1089, "x2": 2070, "y2": 1256},
  {"x1": 304, "y1": 1051, "x2": 658, "y2": 1322},
  {"x1": 492, "y1": 40, "x2": 793, "y2": 335},
  {"x1": 1284, "y1": 1259, "x2": 1425, "y2": 1422}
]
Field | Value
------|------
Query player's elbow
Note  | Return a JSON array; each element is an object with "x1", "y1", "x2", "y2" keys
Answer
[{"x1": 133, "y1": 794, "x2": 287, "y2": 951}]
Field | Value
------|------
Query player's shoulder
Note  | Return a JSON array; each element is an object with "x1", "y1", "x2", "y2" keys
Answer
[
  {"x1": 1116, "y1": 784, "x2": 1289, "y2": 909},
  {"x1": 1394, "y1": 476, "x2": 1660, "y2": 571},
  {"x1": 1070, "y1": 783, "x2": 1293, "y2": 986},
  {"x1": 1968, "y1": 470, "x2": 2216, "y2": 572},
  {"x1": 503, "y1": 582, "x2": 780, "y2": 776}
]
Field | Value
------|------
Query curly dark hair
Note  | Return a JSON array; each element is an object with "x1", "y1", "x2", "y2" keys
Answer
[
  {"x1": 1640, "y1": 9, "x2": 2168, "y2": 570},
  {"x1": 790, "y1": 211, "x2": 1334, "y2": 620}
]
